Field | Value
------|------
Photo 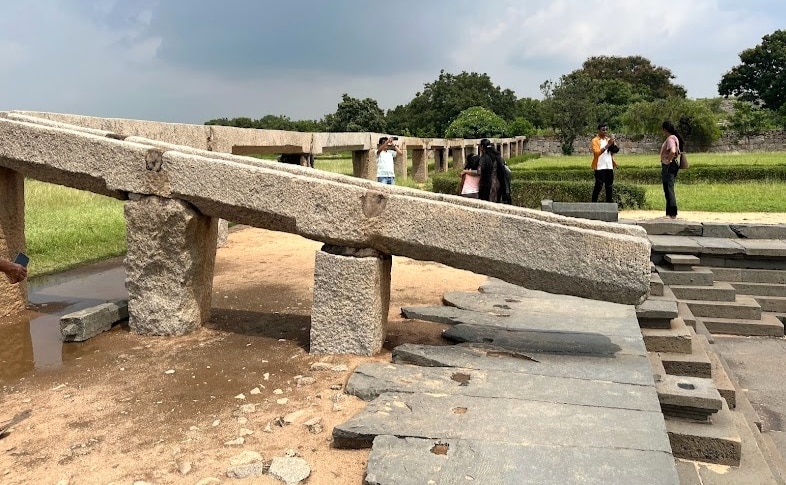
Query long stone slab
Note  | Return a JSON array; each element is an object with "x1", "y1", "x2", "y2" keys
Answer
[
  {"x1": 346, "y1": 362, "x2": 660, "y2": 412},
  {"x1": 392, "y1": 343, "x2": 655, "y2": 386},
  {"x1": 0, "y1": 118, "x2": 651, "y2": 304},
  {"x1": 60, "y1": 299, "x2": 128, "y2": 342},
  {"x1": 669, "y1": 282, "x2": 737, "y2": 302},
  {"x1": 685, "y1": 296, "x2": 762, "y2": 320},
  {"x1": 443, "y1": 323, "x2": 647, "y2": 356},
  {"x1": 698, "y1": 313, "x2": 785, "y2": 337},
  {"x1": 333, "y1": 392, "x2": 672, "y2": 452},
  {"x1": 365, "y1": 436, "x2": 679, "y2": 485},
  {"x1": 731, "y1": 282, "x2": 786, "y2": 297}
]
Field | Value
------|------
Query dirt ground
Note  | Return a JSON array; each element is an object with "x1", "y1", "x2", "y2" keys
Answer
[{"x1": 0, "y1": 210, "x2": 782, "y2": 484}]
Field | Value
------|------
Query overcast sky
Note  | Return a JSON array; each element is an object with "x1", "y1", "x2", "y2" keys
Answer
[{"x1": 0, "y1": 0, "x2": 783, "y2": 124}]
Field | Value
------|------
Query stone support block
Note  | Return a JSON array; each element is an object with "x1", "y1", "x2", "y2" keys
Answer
[
  {"x1": 217, "y1": 218, "x2": 229, "y2": 248},
  {"x1": 60, "y1": 299, "x2": 129, "y2": 342},
  {"x1": 451, "y1": 147, "x2": 465, "y2": 170},
  {"x1": 411, "y1": 149, "x2": 427, "y2": 182},
  {"x1": 352, "y1": 149, "x2": 375, "y2": 180},
  {"x1": 394, "y1": 149, "x2": 407, "y2": 180},
  {"x1": 0, "y1": 167, "x2": 26, "y2": 317},
  {"x1": 125, "y1": 196, "x2": 218, "y2": 335},
  {"x1": 310, "y1": 245, "x2": 391, "y2": 355}
]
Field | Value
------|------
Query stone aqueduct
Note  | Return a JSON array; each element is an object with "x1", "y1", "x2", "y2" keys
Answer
[{"x1": 0, "y1": 111, "x2": 651, "y2": 354}]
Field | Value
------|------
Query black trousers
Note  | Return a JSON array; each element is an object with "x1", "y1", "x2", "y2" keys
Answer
[
  {"x1": 592, "y1": 169, "x2": 614, "y2": 202},
  {"x1": 661, "y1": 161, "x2": 679, "y2": 217}
]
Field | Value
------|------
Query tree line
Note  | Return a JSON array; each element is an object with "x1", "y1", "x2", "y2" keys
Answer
[{"x1": 205, "y1": 29, "x2": 786, "y2": 155}]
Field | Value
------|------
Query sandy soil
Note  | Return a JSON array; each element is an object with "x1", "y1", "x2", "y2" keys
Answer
[{"x1": 0, "y1": 212, "x2": 781, "y2": 484}]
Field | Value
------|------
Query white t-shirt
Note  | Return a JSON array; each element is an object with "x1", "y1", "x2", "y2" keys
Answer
[
  {"x1": 596, "y1": 139, "x2": 614, "y2": 170},
  {"x1": 376, "y1": 149, "x2": 396, "y2": 178}
]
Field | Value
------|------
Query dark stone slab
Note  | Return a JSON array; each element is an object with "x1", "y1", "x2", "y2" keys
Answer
[
  {"x1": 60, "y1": 299, "x2": 128, "y2": 342},
  {"x1": 636, "y1": 298, "x2": 679, "y2": 320},
  {"x1": 731, "y1": 224, "x2": 786, "y2": 240},
  {"x1": 656, "y1": 375, "x2": 723, "y2": 414},
  {"x1": 701, "y1": 223, "x2": 738, "y2": 239},
  {"x1": 365, "y1": 436, "x2": 679, "y2": 485},
  {"x1": 346, "y1": 362, "x2": 660, "y2": 412},
  {"x1": 695, "y1": 237, "x2": 746, "y2": 256},
  {"x1": 639, "y1": 221, "x2": 703, "y2": 236},
  {"x1": 392, "y1": 343, "x2": 654, "y2": 386},
  {"x1": 333, "y1": 392, "x2": 672, "y2": 452},
  {"x1": 736, "y1": 239, "x2": 786, "y2": 257},
  {"x1": 656, "y1": 266, "x2": 715, "y2": 286},
  {"x1": 442, "y1": 324, "x2": 647, "y2": 357}
]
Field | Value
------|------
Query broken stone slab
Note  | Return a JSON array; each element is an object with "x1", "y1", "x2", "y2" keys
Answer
[
  {"x1": 60, "y1": 299, "x2": 128, "y2": 342},
  {"x1": 441, "y1": 288, "x2": 642, "y2": 338},
  {"x1": 332, "y1": 392, "x2": 672, "y2": 453},
  {"x1": 665, "y1": 254, "x2": 700, "y2": 270},
  {"x1": 442, "y1": 324, "x2": 647, "y2": 357},
  {"x1": 730, "y1": 224, "x2": 786, "y2": 240},
  {"x1": 656, "y1": 375, "x2": 723, "y2": 417},
  {"x1": 346, "y1": 362, "x2": 660, "y2": 412},
  {"x1": 392, "y1": 343, "x2": 655, "y2": 386},
  {"x1": 365, "y1": 435, "x2": 679, "y2": 485},
  {"x1": 638, "y1": 220, "x2": 703, "y2": 237}
]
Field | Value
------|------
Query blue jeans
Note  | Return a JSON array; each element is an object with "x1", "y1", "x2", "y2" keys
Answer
[{"x1": 377, "y1": 176, "x2": 395, "y2": 185}]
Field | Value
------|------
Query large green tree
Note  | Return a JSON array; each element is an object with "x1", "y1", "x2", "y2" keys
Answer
[
  {"x1": 540, "y1": 72, "x2": 598, "y2": 155},
  {"x1": 580, "y1": 55, "x2": 687, "y2": 100},
  {"x1": 393, "y1": 70, "x2": 517, "y2": 137},
  {"x1": 444, "y1": 106, "x2": 510, "y2": 139},
  {"x1": 718, "y1": 29, "x2": 786, "y2": 111},
  {"x1": 324, "y1": 94, "x2": 387, "y2": 133},
  {"x1": 620, "y1": 98, "x2": 721, "y2": 149}
]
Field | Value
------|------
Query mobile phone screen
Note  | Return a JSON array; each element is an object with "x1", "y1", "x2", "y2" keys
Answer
[{"x1": 13, "y1": 253, "x2": 29, "y2": 267}]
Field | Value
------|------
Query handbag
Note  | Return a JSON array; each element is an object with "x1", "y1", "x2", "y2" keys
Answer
[{"x1": 679, "y1": 152, "x2": 689, "y2": 169}]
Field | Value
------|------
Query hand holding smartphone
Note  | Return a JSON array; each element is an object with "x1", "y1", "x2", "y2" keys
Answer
[{"x1": 14, "y1": 253, "x2": 30, "y2": 267}]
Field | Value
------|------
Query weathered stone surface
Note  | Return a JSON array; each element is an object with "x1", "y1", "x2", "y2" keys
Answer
[
  {"x1": 640, "y1": 318, "x2": 692, "y2": 354},
  {"x1": 736, "y1": 239, "x2": 786, "y2": 257},
  {"x1": 332, "y1": 392, "x2": 672, "y2": 452},
  {"x1": 656, "y1": 374, "x2": 723, "y2": 414},
  {"x1": 665, "y1": 254, "x2": 700, "y2": 267},
  {"x1": 655, "y1": 266, "x2": 715, "y2": 287},
  {"x1": 666, "y1": 401, "x2": 742, "y2": 466},
  {"x1": 701, "y1": 223, "x2": 738, "y2": 239},
  {"x1": 60, "y1": 299, "x2": 128, "y2": 342},
  {"x1": 310, "y1": 247, "x2": 391, "y2": 355},
  {"x1": 639, "y1": 220, "x2": 703, "y2": 236},
  {"x1": 695, "y1": 237, "x2": 746, "y2": 256},
  {"x1": 543, "y1": 201, "x2": 619, "y2": 222},
  {"x1": 0, "y1": 167, "x2": 26, "y2": 317},
  {"x1": 346, "y1": 362, "x2": 660, "y2": 411},
  {"x1": 730, "y1": 224, "x2": 786, "y2": 240},
  {"x1": 698, "y1": 313, "x2": 784, "y2": 337},
  {"x1": 0, "y1": 118, "x2": 651, "y2": 305},
  {"x1": 636, "y1": 298, "x2": 679, "y2": 320},
  {"x1": 267, "y1": 457, "x2": 311, "y2": 484},
  {"x1": 125, "y1": 196, "x2": 217, "y2": 335},
  {"x1": 365, "y1": 436, "x2": 679, "y2": 485},
  {"x1": 686, "y1": 296, "x2": 762, "y2": 320},
  {"x1": 669, "y1": 282, "x2": 737, "y2": 302},
  {"x1": 216, "y1": 218, "x2": 229, "y2": 248}
]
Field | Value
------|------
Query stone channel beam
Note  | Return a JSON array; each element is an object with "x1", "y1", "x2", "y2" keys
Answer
[{"x1": 0, "y1": 118, "x2": 651, "y2": 305}]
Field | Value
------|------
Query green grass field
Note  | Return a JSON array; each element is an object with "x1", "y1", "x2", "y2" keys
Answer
[{"x1": 19, "y1": 150, "x2": 786, "y2": 277}]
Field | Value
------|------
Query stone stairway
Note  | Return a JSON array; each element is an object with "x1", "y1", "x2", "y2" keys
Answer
[{"x1": 632, "y1": 218, "x2": 786, "y2": 483}]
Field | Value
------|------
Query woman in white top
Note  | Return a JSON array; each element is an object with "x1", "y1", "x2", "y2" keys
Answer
[{"x1": 459, "y1": 154, "x2": 481, "y2": 198}]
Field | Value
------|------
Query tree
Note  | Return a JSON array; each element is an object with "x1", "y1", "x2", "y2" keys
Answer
[
  {"x1": 324, "y1": 93, "x2": 387, "y2": 133},
  {"x1": 540, "y1": 72, "x2": 598, "y2": 155},
  {"x1": 719, "y1": 30, "x2": 786, "y2": 111},
  {"x1": 580, "y1": 56, "x2": 687, "y2": 100},
  {"x1": 444, "y1": 107, "x2": 510, "y2": 139},
  {"x1": 620, "y1": 98, "x2": 721, "y2": 149},
  {"x1": 727, "y1": 100, "x2": 775, "y2": 146},
  {"x1": 508, "y1": 117, "x2": 536, "y2": 137},
  {"x1": 397, "y1": 70, "x2": 518, "y2": 137},
  {"x1": 513, "y1": 98, "x2": 543, "y2": 129}
]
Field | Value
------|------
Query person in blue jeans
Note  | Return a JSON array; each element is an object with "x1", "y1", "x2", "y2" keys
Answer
[
  {"x1": 376, "y1": 137, "x2": 402, "y2": 185},
  {"x1": 659, "y1": 120, "x2": 684, "y2": 219}
]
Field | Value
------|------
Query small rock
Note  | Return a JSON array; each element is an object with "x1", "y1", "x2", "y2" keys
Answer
[
  {"x1": 178, "y1": 462, "x2": 192, "y2": 475},
  {"x1": 224, "y1": 437, "x2": 245, "y2": 446},
  {"x1": 263, "y1": 372, "x2": 270, "y2": 381},
  {"x1": 189, "y1": 426, "x2": 200, "y2": 432},
  {"x1": 269, "y1": 456, "x2": 311, "y2": 484},
  {"x1": 296, "y1": 377, "x2": 316, "y2": 387},
  {"x1": 229, "y1": 450, "x2": 264, "y2": 466},
  {"x1": 239, "y1": 404, "x2": 256, "y2": 414},
  {"x1": 237, "y1": 417, "x2": 248, "y2": 425},
  {"x1": 283, "y1": 410, "x2": 306, "y2": 425},
  {"x1": 273, "y1": 389, "x2": 284, "y2": 395},
  {"x1": 330, "y1": 384, "x2": 342, "y2": 391},
  {"x1": 304, "y1": 417, "x2": 323, "y2": 434},
  {"x1": 332, "y1": 403, "x2": 343, "y2": 412},
  {"x1": 331, "y1": 365, "x2": 348, "y2": 373},
  {"x1": 234, "y1": 394, "x2": 245, "y2": 400},
  {"x1": 239, "y1": 428, "x2": 253, "y2": 437},
  {"x1": 309, "y1": 362, "x2": 333, "y2": 372},
  {"x1": 276, "y1": 398, "x2": 289, "y2": 405},
  {"x1": 227, "y1": 462, "x2": 267, "y2": 479},
  {"x1": 250, "y1": 387, "x2": 261, "y2": 395},
  {"x1": 165, "y1": 369, "x2": 175, "y2": 375},
  {"x1": 264, "y1": 422, "x2": 273, "y2": 433},
  {"x1": 284, "y1": 449, "x2": 299, "y2": 458}
]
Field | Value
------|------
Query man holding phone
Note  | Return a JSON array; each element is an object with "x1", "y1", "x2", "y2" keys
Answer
[
  {"x1": 376, "y1": 136, "x2": 402, "y2": 185},
  {"x1": 0, "y1": 255, "x2": 27, "y2": 284}
]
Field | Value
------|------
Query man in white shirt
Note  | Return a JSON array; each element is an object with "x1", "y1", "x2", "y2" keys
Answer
[
  {"x1": 376, "y1": 137, "x2": 403, "y2": 185},
  {"x1": 590, "y1": 123, "x2": 618, "y2": 202}
]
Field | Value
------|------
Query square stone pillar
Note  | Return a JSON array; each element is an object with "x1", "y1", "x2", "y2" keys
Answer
[
  {"x1": 352, "y1": 150, "x2": 376, "y2": 180},
  {"x1": 0, "y1": 168, "x2": 27, "y2": 317},
  {"x1": 217, "y1": 218, "x2": 229, "y2": 248},
  {"x1": 437, "y1": 148, "x2": 449, "y2": 173},
  {"x1": 502, "y1": 143, "x2": 511, "y2": 159},
  {"x1": 394, "y1": 148, "x2": 408, "y2": 180},
  {"x1": 125, "y1": 195, "x2": 218, "y2": 336},
  {"x1": 452, "y1": 147, "x2": 466, "y2": 170},
  {"x1": 411, "y1": 149, "x2": 428, "y2": 183},
  {"x1": 510, "y1": 141, "x2": 518, "y2": 158},
  {"x1": 310, "y1": 246, "x2": 392, "y2": 356}
]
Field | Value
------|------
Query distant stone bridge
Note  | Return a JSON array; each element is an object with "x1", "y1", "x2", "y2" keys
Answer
[{"x1": 0, "y1": 112, "x2": 651, "y2": 355}]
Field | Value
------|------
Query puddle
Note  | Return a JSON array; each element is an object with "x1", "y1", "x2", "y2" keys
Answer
[{"x1": 0, "y1": 261, "x2": 128, "y2": 382}]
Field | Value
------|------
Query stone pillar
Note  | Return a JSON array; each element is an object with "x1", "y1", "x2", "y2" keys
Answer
[
  {"x1": 411, "y1": 149, "x2": 428, "y2": 182},
  {"x1": 502, "y1": 143, "x2": 511, "y2": 159},
  {"x1": 452, "y1": 147, "x2": 466, "y2": 170},
  {"x1": 394, "y1": 148, "x2": 408, "y2": 180},
  {"x1": 352, "y1": 150, "x2": 375, "y2": 180},
  {"x1": 217, "y1": 219, "x2": 229, "y2": 248},
  {"x1": 439, "y1": 148, "x2": 450, "y2": 172},
  {"x1": 125, "y1": 195, "x2": 218, "y2": 336},
  {"x1": 510, "y1": 141, "x2": 518, "y2": 158},
  {"x1": 0, "y1": 168, "x2": 26, "y2": 317},
  {"x1": 310, "y1": 246, "x2": 392, "y2": 356}
]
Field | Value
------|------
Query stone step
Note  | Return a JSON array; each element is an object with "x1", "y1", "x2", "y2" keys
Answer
[
  {"x1": 698, "y1": 313, "x2": 785, "y2": 337},
  {"x1": 656, "y1": 374, "x2": 723, "y2": 420},
  {"x1": 641, "y1": 318, "x2": 692, "y2": 354},
  {"x1": 666, "y1": 401, "x2": 742, "y2": 466},
  {"x1": 696, "y1": 335, "x2": 735, "y2": 409},
  {"x1": 636, "y1": 298, "x2": 678, "y2": 329},
  {"x1": 685, "y1": 295, "x2": 762, "y2": 320},
  {"x1": 753, "y1": 295, "x2": 786, "y2": 313},
  {"x1": 650, "y1": 273, "x2": 664, "y2": 297},
  {"x1": 656, "y1": 266, "x2": 714, "y2": 287},
  {"x1": 677, "y1": 302, "x2": 697, "y2": 329},
  {"x1": 669, "y1": 282, "x2": 737, "y2": 302},
  {"x1": 731, "y1": 281, "x2": 786, "y2": 297},
  {"x1": 665, "y1": 254, "x2": 701, "y2": 271},
  {"x1": 711, "y1": 267, "x2": 786, "y2": 285},
  {"x1": 656, "y1": 327, "x2": 711, "y2": 378}
]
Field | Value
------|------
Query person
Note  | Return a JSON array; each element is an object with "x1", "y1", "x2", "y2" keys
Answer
[
  {"x1": 590, "y1": 123, "x2": 618, "y2": 203},
  {"x1": 660, "y1": 120, "x2": 684, "y2": 219},
  {"x1": 0, "y1": 257, "x2": 27, "y2": 284},
  {"x1": 458, "y1": 153, "x2": 481, "y2": 198},
  {"x1": 478, "y1": 139, "x2": 512, "y2": 204},
  {"x1": 376, "y1": 136, "x2": 403, "y2": 185}
]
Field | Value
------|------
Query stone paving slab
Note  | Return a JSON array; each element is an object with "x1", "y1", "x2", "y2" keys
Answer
[
  {"x1": 365, "y1": 436, "x2": 679, "y2": 485},
  {"x1": 737, "y1": 239, "x2": 786, "y2": 258},
  {"x1": 731, "y1": 282, "x2": 786, "y2": 297},
  {"x1": 699, "y1": 314, "x2": 785, "y2": 337},
  {"x1": 333, "y1": 392, "x2": 672, "y2": 452},
  {"x1": 638, "y1": 220, "x2": 703, "y2": 237},
  {"x1": 686, "y1": 295, "x2": 762, "y2": 320},
  {"x1": 346, "y1": 362, "x2": 660, "y2": 412},
  {"x1": 442, "y1": 323, "x2": 648, "y2": 356},
  {"x1": 666, "y1": 401, "x2": 742, "y2": 466},
  {"x1": 392, "y1": 343, "x2": 655, "y2": 386}
]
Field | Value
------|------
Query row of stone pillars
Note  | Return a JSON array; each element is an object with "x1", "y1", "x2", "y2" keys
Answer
[{"x1": 350, "y1": 139, "x2": 525, "y2": 183}]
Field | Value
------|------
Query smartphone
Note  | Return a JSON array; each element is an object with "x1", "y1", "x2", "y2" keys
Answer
[{"x1": 13, "y1": 252, "x2": 29, "y2": 267}]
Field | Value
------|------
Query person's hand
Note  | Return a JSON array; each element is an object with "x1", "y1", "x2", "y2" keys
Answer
[{"x1": 4, "y1": 262, "x2": 27, "y2": 284}]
